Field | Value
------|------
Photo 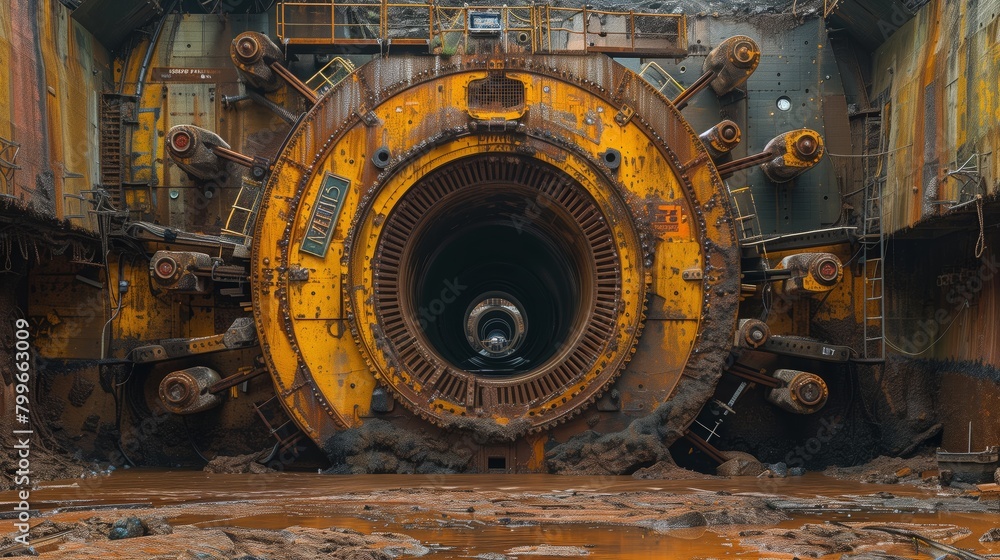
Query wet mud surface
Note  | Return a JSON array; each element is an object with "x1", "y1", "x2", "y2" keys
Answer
[{"x1": 1, "y1": 470, "x2": 997, "y2": 559}]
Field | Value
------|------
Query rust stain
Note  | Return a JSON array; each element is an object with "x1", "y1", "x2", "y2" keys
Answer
[
  {"x1": 876, "y1": 2, "x2": 1000, "y2": 233},
  {"x1": 1, "y1": 0, "x2": 109, "y2": 226}
]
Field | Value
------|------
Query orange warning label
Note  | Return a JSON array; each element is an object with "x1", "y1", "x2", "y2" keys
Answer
[{"x1": 651, "y1": 204, "x2": 690, "y2": 238}]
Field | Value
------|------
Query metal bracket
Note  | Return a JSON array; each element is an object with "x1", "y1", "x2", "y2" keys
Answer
[
  {"x1": 357, "y1": 107, "x2": 380, "y2": 127},
  {"x1": 681, "y1": 268, "x2": 703, "y2": 281},
  {"x1": 760, "y1": 336, "x2": 851, "y2": 363},
  {"x1": 250, "y1": 156, "x2": 270, "y2": 182},
  {"x1": 470, "y1": 119, "x2": 525, "y2": 134},
  {"x1": 614, "y1": 104, "x2": 635, "y2": 126},
  {"x1": 132, "y1": 317, "x2": 258, "y2": 364}
]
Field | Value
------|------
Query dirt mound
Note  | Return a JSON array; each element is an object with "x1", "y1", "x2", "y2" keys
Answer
[
  {"x1": 632, "y1": 461, "x2": 720, "y2": 480},
  {"x1": 322, "y1": 419, "x2": 475, "y2": 474},
  {"x1": 203, "y1": 452, "x2": 275, "y2": 474},
  {"x1": 824, "y1": 453, "x2": 939, "y2": 485}
]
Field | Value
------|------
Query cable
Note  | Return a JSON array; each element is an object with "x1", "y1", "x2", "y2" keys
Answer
[
  {"x1": 105, "y1": 363, "x2": 137, "y2": 468},
  {"x1": 99, "y1": 255, "x2": 130, "y2": 360},
  {"x1": 976, "y1": 195, "x2": 987, "y2": 258},
  {"x1": 884, "y1": 300, "x2": 970, "y2": 356},
  {"x1": 182, "y1": 416, "x2": 212, "y2": 464},
  {"x1": 825, "y1": 144, "x2": 912, "y2": 158},
  {"x1": 99, "y1": 288, "x2": 125, "y2": 360},
  {"x1": 741, "y1": 227, "x2": 858, "y2": 247}
]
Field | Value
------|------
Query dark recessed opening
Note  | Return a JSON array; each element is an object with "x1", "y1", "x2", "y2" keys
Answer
[
  {"x1": 487, "y1": 456, "x2": 507, "y2": 470},
  {"x1": 395, "y1": 178, "x2": 596, "y2": 375}
]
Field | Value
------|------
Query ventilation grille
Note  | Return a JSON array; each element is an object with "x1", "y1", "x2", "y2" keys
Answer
[{"x1": 468, "y1": 74, "x2": 525, "y2": 114}]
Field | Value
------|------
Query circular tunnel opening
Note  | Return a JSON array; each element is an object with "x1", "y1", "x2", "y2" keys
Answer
[
  {"x1": 373, "y1": 156, "x2": 618, "y2": 379},
  {"x1": 403, "y1": 186, "x2": 592, "y2": 374}
]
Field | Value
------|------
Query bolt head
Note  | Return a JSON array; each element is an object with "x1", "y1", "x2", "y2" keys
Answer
[
  {"x1": 795, "y1": 134, "x2": 819, "y2": 158},
  {"x1": 815, "y1": 257, "x2": 840, "y2": 283},
  {"x1": 235, "y1": 35, "x2": 261, "y2": 63},
  {"x1": 153, "y1": 256, "x2": 177, "y2": 279},
  {"x1": 721, "y1": 124, "x2": 738, "y2": 142},
  {"x1": 733, "y1": 40, "x2": 756, "y2": 65},
  {"x1": 169, "y1": 130, "x2": 193, "y2": 155},
  {"x1": 794, "y1": 380, "x2": 823, "y2": 405}
]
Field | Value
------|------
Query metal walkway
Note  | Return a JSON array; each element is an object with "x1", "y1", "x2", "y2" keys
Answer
[{"x1": 276, "y1": 0, "x2": 687, "y2": 57}]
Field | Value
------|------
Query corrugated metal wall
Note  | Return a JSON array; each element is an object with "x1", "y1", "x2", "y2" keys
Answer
[
  {"x1": 874, "y1": 0, "x2": 1000, "y2": 233},
  {"x1": 0, "y1": 0, "x2": 111, "y2": 230}
]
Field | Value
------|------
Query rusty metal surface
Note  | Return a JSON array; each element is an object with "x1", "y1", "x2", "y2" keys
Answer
[
  {"x1": 119, "y1": 13, "x2": 290, "y2": 235},
  {"x1": 703, "y1": 35, "x2": 761, "y2": 96},
  {"x1": 700, "y1": 120, "x2": 741, "y2": 159},
  {"x1": 366, "y1": 156, "x2": 637, "y2": 432},
  {"x1": 0, "y1": 0, "x2": 111, "y2": 229},
  {"x1": 872, "y1": 1, "x2": 1000, "y2": 234},
  {"x1": 765, "y1": 369, "x2": 829, "y2": 414},
  {"x1": 10, "y1": 1, "x2": 995, "y2": 474},
  {"x1": 827, "y1": 0, "x2": 929, "y2": 51},
  {"x1": 71, "y1": 0, "x2": 164, "y2": 50},
  {"x1": 231, "y1": 31, "x2": 285, "y2": 91},
  {"x1": 760, "y1": 129, "x2": 826, "y2": 183},
  {"x1": 939, "y1": 371, "x2": 1000, "y2": 454},
  {"x1": 250, "y1": 52, "x2": 741, "y2": 450},
  {"x1": 775, "y1": 251, "x2": 843, "y2": 296},
  {"x1": 166, "y1": 125, "x2": 232, "y2": 180},
  {"x1": 159, "y1": 366, "x2": 223, "y2": 414}
]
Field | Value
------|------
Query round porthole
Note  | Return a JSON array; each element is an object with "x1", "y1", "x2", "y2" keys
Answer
[{"x1": 776, "y1": 96, "x2": 792, "y2": 111}]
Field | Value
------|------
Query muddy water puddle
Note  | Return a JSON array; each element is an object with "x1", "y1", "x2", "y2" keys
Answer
[
  {"x1": 3, "y1": 471, "x2": 998, "y2": 558},
  {"x1": 190, "y1": 513, "x2": 739, "y2": 558},
  {"x1": 7, "y1": 470, "x2": 947, "y2": 508}
]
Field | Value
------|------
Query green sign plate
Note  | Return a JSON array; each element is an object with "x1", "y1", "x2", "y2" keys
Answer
[{"x1": 300, "y1": 172, "x2": 349, "y2": 257}]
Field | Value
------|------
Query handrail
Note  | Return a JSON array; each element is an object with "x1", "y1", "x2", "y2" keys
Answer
[{"x1": 274, "y1": 0, "x2": 686, "y2": 56}]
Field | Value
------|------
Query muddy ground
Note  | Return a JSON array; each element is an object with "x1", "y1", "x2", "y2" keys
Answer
[{"x1": 1, "y1": 455, "x2": 998, "y2": 559}]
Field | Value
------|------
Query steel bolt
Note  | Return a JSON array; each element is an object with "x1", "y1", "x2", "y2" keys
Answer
[
  {"x1": 795, "y1": 134, "x2": 819, "y2": 158},
  {"x1": 235, "y1": 35, "x2": 261, "y2": 63}
]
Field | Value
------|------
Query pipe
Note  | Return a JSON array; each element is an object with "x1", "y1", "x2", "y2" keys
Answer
[
  {"x1": 672, "y1": 70, "x2": 714, "y2": 111},
  {"x1": 683, "y1": 431, "x2": 727, "y2": 464},
  {"x1": 269, "y1": 62, "x2": 319, "y2": 104},
  {"x1": 135, "y1": 1, "x2": 178, "y2": 100},
  {"x1": 247, "y1": 90, "x2": 298, "y2": 124},
  {"x1": 209, "y1": 367, "x2": 268, "y2": 394}
]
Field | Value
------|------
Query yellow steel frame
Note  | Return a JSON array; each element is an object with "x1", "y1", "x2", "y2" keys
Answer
[
  {"x1": 251, "y1": 55, "x2": 735, "y2": 449},
  {"x1": 305, "y1": 56, "x2": 356, "y2": 92}
]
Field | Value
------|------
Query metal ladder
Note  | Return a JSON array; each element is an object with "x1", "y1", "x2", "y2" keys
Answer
[
  {"x1": 253, "y1": 396, "x2": 306, "y2": 460},
  {"x1": 99, "y1": 93, "x2": 132, "y2": 209},
  {"x1": 305, "y1": 56, "x2": 355, "y2": 95},
  {"x1": 861, "y1": 113, "x2": 886, "y2": 360},
  {"x1": 728, "y1": 186, "x2": 764, "y2": 246}
]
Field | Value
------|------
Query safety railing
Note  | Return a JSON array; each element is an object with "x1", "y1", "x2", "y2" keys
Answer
[
  {"x1": 277, "y1": 0, "x2": 430, "y2": 47},
  {"x1": 638, "y1": 61, "x2": 685, "y2": 99},
  {"x1": 305, "y1": 56, "x2": 356, "y2": 94},
  {"x1": 535, "y1": 5, "x2": 685, "y2": 55},
  {"x1": 276, "y1": 0, "x2": 687, "y2": 56}
]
